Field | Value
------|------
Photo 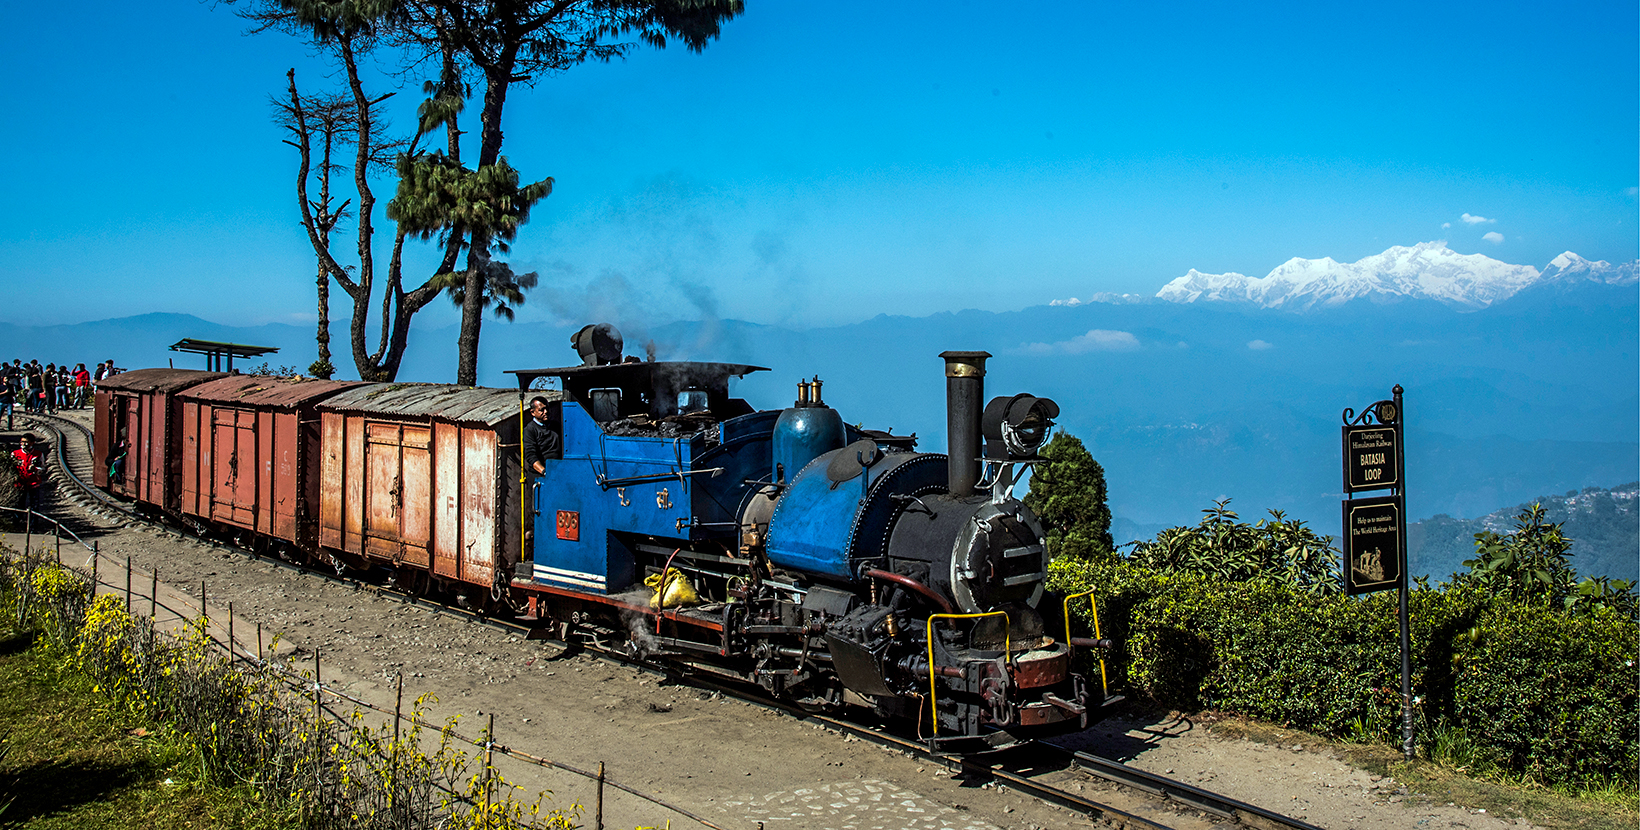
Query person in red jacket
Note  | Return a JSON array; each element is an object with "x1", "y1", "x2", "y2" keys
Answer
[
  {"x1": 11, "y1": 435, "x2": 42, "y2": 511},
  {"x1": 71, "y1": 363, "x2": 90, "y2": 409}
]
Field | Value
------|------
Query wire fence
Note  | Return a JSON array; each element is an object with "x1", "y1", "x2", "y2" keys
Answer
[{"x1": 1, "y1": 504, "x2": 739, "y2": 830}]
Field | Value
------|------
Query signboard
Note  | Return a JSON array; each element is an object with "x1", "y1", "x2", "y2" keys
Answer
[
  {"x1": 1340, "y1": 384, "x2": 1414, "y2": 760},
  {"x1": 1343, "y1": 425, "x2": 1398, "y2": 491},
  {"x1": 1344, "y1": 495, "x2": 1403, "y2": 595}
]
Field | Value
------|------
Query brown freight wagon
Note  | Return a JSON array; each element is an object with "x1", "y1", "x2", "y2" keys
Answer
[
  {"x1": 316, "y1": 385, "x2": 549, "y2": 595},
  {"x1": 94, "y1": 369, "x2": 227, "y2": 508},
  {"x1": 175, "y1": 376, "x2": 364, "y2": 548}
]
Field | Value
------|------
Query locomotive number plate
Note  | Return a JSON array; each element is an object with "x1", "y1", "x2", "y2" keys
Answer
[{"x1": 556, "y1": 510, "x2": 580, "y2": 542}]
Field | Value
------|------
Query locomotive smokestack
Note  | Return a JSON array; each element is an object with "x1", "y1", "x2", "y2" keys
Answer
[{"x1": 940, "y1": 351, "x2": 990, "y2": 495}]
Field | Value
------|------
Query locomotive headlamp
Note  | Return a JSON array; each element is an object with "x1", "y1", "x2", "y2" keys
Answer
[
  {"x1": 981, "y1": 394, "x2": 1059, "y2": 459},
  {"x1": 571, "y1": 323, "x2": 624, "y2": 366}
]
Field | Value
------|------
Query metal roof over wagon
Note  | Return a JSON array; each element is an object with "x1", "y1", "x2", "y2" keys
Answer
[
  {"x1": 318, "y1": 384, "x2": 552, "y2": 427},
  {"x1": 178, "y1": 375, "x2": 364, "y2": 408},
  {"x1": 97, "y1": 368, "x2": 228, "y2": 395},
  {"x1": 174, "y1": 375, "x2": 361, "y2": 546}
]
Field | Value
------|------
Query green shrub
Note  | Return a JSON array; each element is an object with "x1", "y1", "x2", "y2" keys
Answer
[
  {"x1": 1450, "y1": 601, "x2": 1637, "y2": 783},
  {"x1": 1127, "y1": 500, "x2": 1339, "y2": 594},
  {"x1": 1048, "y1": 555, "x2": 1639, "y2": 788}
]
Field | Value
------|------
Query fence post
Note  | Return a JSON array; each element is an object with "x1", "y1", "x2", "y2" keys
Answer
[
  {"x1": 256, "y1": 622, "x2": 263, "y2": 664},
  {"x1": 227, "y1": 602, "x2": 235, "y2": 663},
  {"x1": 126, "y1": 558, "x2": 133, "y2": 614},
  {"x1": 597, "y1": 761, "x2": 606, "y2": 830},
  {"x1": 150, "y1": 569, "x2": 157, "y2": 619},
  {"x1": 200, "y1": 580, "x2": 207, "y2": 626},
  {"x1": 389, "y1": 673, "x2": 403, "y2": 815},
  {"x1": 53, "y1": 519, "x2": 59, "y2": 564},
  {"x1": 90, "y1": 541, "x2": 98, "y2": 594},
  {"x1": 483, "y1": 712, "x2": 496, "y2": 826},
  {"x1": 312, "y1": 649, "x2": 323, "y2": 792}
]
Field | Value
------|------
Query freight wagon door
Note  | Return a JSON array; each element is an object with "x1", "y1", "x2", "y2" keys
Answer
[
  {"x1": 211, "y1": 408, "x2": 257, "y2": 527},
  {"x1": 109, "y1": 394, "x2": 139, "y2": 496},
  {"x1": 400, "y1": 426, "x2": 432, "y2": 568},
  {"x1": 363, "y1": 422, "x2": 432, "y2": 568}
]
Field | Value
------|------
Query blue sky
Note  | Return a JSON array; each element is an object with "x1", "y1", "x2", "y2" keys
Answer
[{"x1": 2, "y1": 0, "x2": 1635, "y2": 329}]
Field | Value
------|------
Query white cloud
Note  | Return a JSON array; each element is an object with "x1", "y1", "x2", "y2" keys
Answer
[
  {"x1": 1461, "y1": 213, "x2": 1496, "y2": 225},
  {"x1": 1483, "y1": 231, "x2": 1504, "y2": 244},
  {"x1": 1246, "y1": 339, "x2": 1273, "y2": 350},
  {"x1": 1441, "y1": 222, "x2": 1451, "y2": 229},
  {"x1": 1022, "y1": 329, "x2": 1141, "y2": 354}
]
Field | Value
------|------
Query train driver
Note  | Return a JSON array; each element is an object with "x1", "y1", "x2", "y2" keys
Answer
[{"x1": 522, "y1": 396, "x2": 561, "y2": 476}]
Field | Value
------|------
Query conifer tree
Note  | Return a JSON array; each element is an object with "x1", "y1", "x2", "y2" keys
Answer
[{"x1": 1024, "y1": 432, "x2": 1115, "y2": 559}]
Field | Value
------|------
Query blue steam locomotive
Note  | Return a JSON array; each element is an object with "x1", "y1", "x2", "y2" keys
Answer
[{"x1": 507, "y1": 325, "x2": 1120, "y2": 751}]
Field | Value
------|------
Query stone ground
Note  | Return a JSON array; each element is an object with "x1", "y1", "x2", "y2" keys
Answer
[{"x1": 1, "y1": 411, "x2": 1543, "y2": 830}]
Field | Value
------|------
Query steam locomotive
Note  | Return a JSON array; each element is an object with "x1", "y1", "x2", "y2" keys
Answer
[{"x1": 93, "y1": 326, "x2": 1120, "y2": 752}]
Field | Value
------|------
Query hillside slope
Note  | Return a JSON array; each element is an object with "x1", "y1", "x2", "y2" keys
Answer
[{"x1": 1409, "y1": 482, "x2": 1639, "y2": 582}]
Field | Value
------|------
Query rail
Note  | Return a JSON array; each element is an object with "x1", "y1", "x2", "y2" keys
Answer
[{"x1": 1046, "y1": 741, "x2": 1329, "y2": 830}]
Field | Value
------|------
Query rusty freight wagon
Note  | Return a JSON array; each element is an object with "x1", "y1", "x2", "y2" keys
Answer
[
  {"x1": 175, "y1": 376, "x2": 364, "y2": 548},
  {"x1": 95, "y1": 369, "x2": 227, "y2": 508},
  {"x1": 315, "y1": 385, "x2": 547, "y2": 599}
]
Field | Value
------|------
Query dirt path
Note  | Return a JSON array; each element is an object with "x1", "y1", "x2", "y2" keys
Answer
[{"x1": 3, "y1": 411, "x2": 1541, "y2": 830}]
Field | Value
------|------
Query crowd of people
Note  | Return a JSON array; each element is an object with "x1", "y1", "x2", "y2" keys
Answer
[{"x1": 1, "y1": 359, "x2": 119, "y2": 430}]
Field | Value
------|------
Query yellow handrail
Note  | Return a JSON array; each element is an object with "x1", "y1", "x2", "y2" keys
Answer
[
  {"x1": 519, "y1": 396, "x2": 528, "y2": 582},
  {"x1": 925, "y1": 611, "x2": 1010, "y2": 739},
  {"x1": 1063, "y1": 589, "x2": 1108, "y2": 698}
]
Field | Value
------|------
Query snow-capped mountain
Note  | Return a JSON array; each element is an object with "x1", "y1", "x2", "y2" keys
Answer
[
  {"x1": 1154, "y1": 242, "x2": 1558, "y2": 310},
  {"x1": 1135, "y1": 242, "x2": 1639, "y2": 312},
  {"x1": 1537, "y1": 252, "x2": 1640, "y2": 286},
  {"x1": 1048, "y1": 292, "x2": 1149, "y2": 307}
]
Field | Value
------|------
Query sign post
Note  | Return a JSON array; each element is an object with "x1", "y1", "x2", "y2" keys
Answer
[{"x1": 1341, "y1": 385, "x2": 1413, "y2": 760}]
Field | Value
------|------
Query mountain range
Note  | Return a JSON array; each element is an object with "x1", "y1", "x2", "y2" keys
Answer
[
  {"x1": 3, "y1": 242, "x2": 1635, "y2": 579},
  {"x1": 1054, "y1": 243, "x2": 1638, "y2": 312}
]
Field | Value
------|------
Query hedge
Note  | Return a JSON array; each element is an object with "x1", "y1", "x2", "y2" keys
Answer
[{"x1": 1048, "y1": 556, "x2": 1638, "y2": 787}]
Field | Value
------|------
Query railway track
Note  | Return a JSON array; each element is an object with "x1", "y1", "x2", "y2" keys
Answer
[{"x1": 20, "y1": 410, "x2": 1325, "y2": 830}]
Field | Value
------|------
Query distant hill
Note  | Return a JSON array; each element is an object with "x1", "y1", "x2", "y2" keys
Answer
[{"x1": 1410, "y1": 482, "x2": 1639, "y2": 583}]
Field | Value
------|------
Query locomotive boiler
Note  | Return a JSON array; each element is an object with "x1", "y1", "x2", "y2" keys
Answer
[{"x1": 509, "y1": 330, "x2": 1120, "y2": 751}]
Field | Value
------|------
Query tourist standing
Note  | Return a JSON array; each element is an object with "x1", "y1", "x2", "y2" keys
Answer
[
  {"x1": 54, "y1": 365, "x2": 70, "y2": 411},
  {"x1": 0, "y1": 373, "x2": 14, "y2": 430},
  {"x1": 24, "y1": 362, "x2": 42, "y2": 414},
  {"x1": 72, "y1": 363, "x2": 90, "y2": 409},
  {"x1": 11, "y1": 435, "x2": 42, "y2": 512}
]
